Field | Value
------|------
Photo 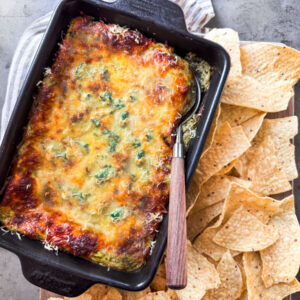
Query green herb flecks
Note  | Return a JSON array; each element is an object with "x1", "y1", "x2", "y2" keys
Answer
[
  {"x1": 72, "y1": 191, "x2": 88, "y2": 204},
  {"x1": 137, "y1": 150, "x2": 145, "y2": 159},
  {"x1": 95, "y1": 165, "x2": 115, "y2": 183},
  {"x1": 86, "y1": 93, "x2": 93, "y2": 100},
  {"x1": 92, "y1": 119, "x2": 100, "y2": 127},
  {"x1": 129, "y1": 94, "x2": 136, "y2": 102},
  {"x1": 75, "y1": 63, "x2": 85, "y2": 80},
  {"x1": 55, "y1": 151, "x2": 68, "y2": 159},
  {"x1": 114, "y1": 100, "x2": 126, "y2": 110},
  {"x1": 110, "y1": 208, "x2": 124, "y2": 221},
  {"x1": 145, "y1": 132, "x2": 152, "y2": 141},
  {"x1": 133, "y1": 139, "x2": 141, "y2": 149},
  {"x1": 121, "y1": 111, "x2": 129, "y2": 120},
  {"x1": 100, "y1": 91, "x2": 113, "y2": 103},
  {"x1": 75, "y1": 141, "x2": 89, "y2": 154},
  {"x1": 104, "y1": 130, "x2": 120, "y2": 152}
]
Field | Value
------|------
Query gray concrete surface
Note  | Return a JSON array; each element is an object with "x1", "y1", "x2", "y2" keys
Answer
[{"x1": 0, "y1": 0, "x2": 299, "y2": 299}]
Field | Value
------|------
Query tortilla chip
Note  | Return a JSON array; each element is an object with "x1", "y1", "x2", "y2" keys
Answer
[
  {"x1": 241, "y1": 113, "x2": 266, "y2": 141},
  {"x1": 205, "y1": 29, "x2": 242, "y2": 83},
  {"x1": 243, "y1": 252, "x2": 300, "y2": 300},
  {"x1": 215, "y1": 160, "x2": 236, "y2": 175},
  {"x1": 234, "y1": 136, "x2": 291, "y2": 196},
  {"x1": 176, "y1": 241, "x2": 220, "y2": 300},
  {"x1": 218, "y1": 103, "x2": 260, "y2": 127},
  {"x1": 255, "y1": 116, "x2": 298, "y2": 142},
  {"x1": 260, "y1": 195, "x2": 300, "y2": 287},
  {"x1": 222, "y1": 44, "x2": 300, "y2": 112},
  {"x1": 156, "y1": 261, "x2": 166, "y2": 278},
  {"x1": 213, "y1": 208, "x2": 279, "y2": 251},
  {"x1": 103, "y1": 288, "x2": 122, "y2": 300},
  {"x1": 193, "y1": 228, "x2": 239, "y2": 261},
  {"x1": 121, "y1": 288, "x2": 151, "y2": 300},
  {"x1": 139, "y1": 291, "x2": 170, "y2": 300},
  {"x1": 234, "y1": 254, "x2": 247, "y2": 293},
  {"x1": 217, "y1": 183, "x2": 282, "y2": 225},
  {"x1": 85, "y1": 284, "x2": 108, "y2": 299},
  {"x1": 254, "y1": 117, "x2": 298, "y2": 180},
  {"x1": 166, "y1": 290, "x2": 180, "y2": 300},
  {"x1": 237, "y1": 291, "x2": 248, "y2": 300},
  {"x1": 186, "y1": 174, "x2": 201, "y2": 214},
  {"x1": 187, "y1": 201, "x2": 224, "y2": 241},
  {"x1": 194, "y1": 175, "x2": 251, "y2": 211},
  {"x1": 196, "y1": 122, "x2": 250, "y2": 184},
  {"x1": 166, "y1": 290, "x2": 178, "y2": 300},
  {"x1": 202, "y1": 106, "x2": 221, "y2": 155},
  {"x1": 151, "y1": 275, "x2": 166, "y2": 292},
  {"x1": 206, "y1": 251, "x2": 243, "y2": 300}
]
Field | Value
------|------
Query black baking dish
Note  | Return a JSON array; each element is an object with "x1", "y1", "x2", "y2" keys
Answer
[{"x1": 0, "y1": 0, "x2": 230, "y2": 296}]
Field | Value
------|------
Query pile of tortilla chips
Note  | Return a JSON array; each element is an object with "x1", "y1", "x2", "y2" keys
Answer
[{"x1": 49, "y1": 29, "x2": 300, "y2": 300}]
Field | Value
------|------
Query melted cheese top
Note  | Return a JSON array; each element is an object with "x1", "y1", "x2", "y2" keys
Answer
[{"x1": 0, "y1": 16, "x2": 194, "y2": 270}]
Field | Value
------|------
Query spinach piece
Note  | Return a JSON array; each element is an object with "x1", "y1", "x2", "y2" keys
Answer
[
  {"x1": 95, "y1": 165, "x2": 114, "y2": 183},
  {"x1": 129, "y1": 94, "x2": 136, "y2": 102},
  {"x1": 75, "y1": 63, "x2": 85, "y2": 80},
  {"x1": 121, "y1": 111, "x2": 129, "y2": 120},
  {"x1": 55, "y1": 151, "x2": 67, "y2": 159},
  {"x1": 86, "y1": 93, "x2": 93, "y2": 100},
  {"x1": 75, "y1": 141, "x2": 89, "y2": 154},
  {"x1": 110, "y1": 208, "x2": 124, "y2": 220},
  {"x1": 72, "y1": 192, "x2": 87, "y2": 203},
  {"x1": 137, "y1": 150, "x2": 145, "y2": 159},
  {"x1": 104, "y1": 130, "x2": 120, "y2": 152},
  {"x1": 145, "y1": 132, "x2": 152, "y2": 141},
  {"x1": 133, "y1": 139, "x2": 141, "y2": 148},
  {"x1": 100, "y1": 91, "x2": 113, "y2": 103},
  {"x1": 92, "y1": 119, "x2": 100, "y2": 127}
]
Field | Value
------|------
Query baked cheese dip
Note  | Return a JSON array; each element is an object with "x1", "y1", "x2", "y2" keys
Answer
[{"x1": 0, "y1": 16, "x2": 195, "y2": 271}]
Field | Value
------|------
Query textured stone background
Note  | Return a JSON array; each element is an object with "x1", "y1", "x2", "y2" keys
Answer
[{"x1": 0, "y1": 0, "x2": 299, "y2": 299}]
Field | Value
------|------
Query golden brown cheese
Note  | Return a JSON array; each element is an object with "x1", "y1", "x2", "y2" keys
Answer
[{"x1": 0, "y1": 16, "x2": 194, "y2": 271}]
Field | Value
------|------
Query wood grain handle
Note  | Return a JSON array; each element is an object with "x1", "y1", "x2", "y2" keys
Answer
[{"x1": 166, "y1": 157, "x2": 187, "y2": 289}]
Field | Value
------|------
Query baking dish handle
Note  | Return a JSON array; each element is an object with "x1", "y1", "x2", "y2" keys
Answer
[
  {"x1": 19, "y1": 255, "x2": 93, "y2": 297},
  {"x1": 111, "y1": 0, "x2": 188, "y2": 33}
]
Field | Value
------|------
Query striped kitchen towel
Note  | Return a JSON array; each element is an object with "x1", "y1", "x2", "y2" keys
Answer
[{"x1": 0, "y1": 0, "x2": 214, "y2": 141}]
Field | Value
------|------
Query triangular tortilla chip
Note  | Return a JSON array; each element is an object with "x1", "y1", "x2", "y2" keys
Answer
[
  {"x1": 139, "y1": 291, "x2": 170, "y2": 300},
  {"x1": 202, "y1": 105, "x2": 221, "y2": 155},
  {"x1": 234, "y1": 136, "x2": 291, "y2": 196},
  {"x1": 196, "y1": 122, "x2": 250, "y2": 184},
  {"x1": 103, "y1": 288, "x2": 122, "y2": 300},
  {"x1": 186, "y1": 174, "x2": 201, "y2": 214},
  {"x1": 217, "y1": 183, "x2": 282, "y2": 226},
  {"x1": 237, "y1": 291, "x2": 248, "y2": 300},
  {"x1": 241, "y1": 113, "x2": 266, "y2": 141},
  {"x1": 205, "y1": 29, "x2": 242, "y2": 83},
  {"x1": 243, "y1": 252, "x2": 300, "y2": 300},
  {"x1": 187, "y1": 201, "x2": 224, "y2": 241},
  {"x1": 206, "y1": 251, "x2": 243, "y2": 300},
  {"x1": 254, "y1": 117, "x2": 298, "y2": 180},
  {"x1": 213, "y1": 208, "x2": 279, "y2": 251},
  {"x1": 222, "y1": 43, "x2": 300, "y2": 112},
  {"x1": 121, "y1": 288, "x2": 151, "y2": 300},
  {"x1": 176, "y1": 241, "x2": 220, "y2": 300},
  {"x1": 260, "y1": 196, "x2": 300, "y2": 287},
  {"x1": 193, "y1": 228, "x2": 239, "y2": 262},
  {"x1": 219, "y1": 103, "x2": 260, "y2": 127},
  {"x1": 193, "y1": 175, "x2": 251, "y2": 211}
]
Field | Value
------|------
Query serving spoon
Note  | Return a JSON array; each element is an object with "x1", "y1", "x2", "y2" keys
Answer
[{"x1": 166, "y1": 75, "x2": 201, "y2": 289}]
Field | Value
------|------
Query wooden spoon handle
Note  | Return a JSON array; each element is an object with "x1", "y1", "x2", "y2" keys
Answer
[{"x1": 166, "y1": 157, "x2": 187, "y2": 289}]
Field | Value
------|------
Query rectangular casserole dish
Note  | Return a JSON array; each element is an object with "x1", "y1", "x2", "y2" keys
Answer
[{"x1": 0, "y1": 0, "x2": 230, "y2": 296}]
